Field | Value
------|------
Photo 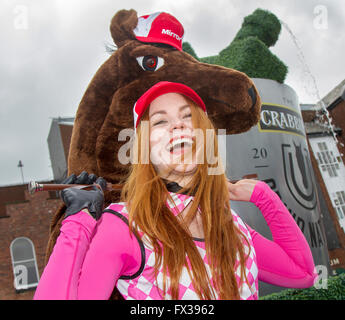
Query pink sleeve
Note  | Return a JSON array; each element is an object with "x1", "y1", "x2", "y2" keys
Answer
[
  {"x1": 33, "y1": 212, "x2": 97, "y2": 299},
  {"x1": 33, "y1": 209, "x2": 141, "y2": 300},
  {"x1": 77, "y1": 209, "x2": 143, "y2": 299},
  {"x1": 247, "y1": 181, "x2": 318, "y2": 288}
]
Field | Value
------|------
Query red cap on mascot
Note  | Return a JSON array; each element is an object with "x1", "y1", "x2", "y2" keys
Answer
[{"x1": 133, "y1": 12, "x2": 184, "y2": 51}]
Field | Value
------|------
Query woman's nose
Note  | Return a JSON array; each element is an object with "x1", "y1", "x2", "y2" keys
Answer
[{"x1": 170, "y1": 118, "x2": 185, "y2": 132}]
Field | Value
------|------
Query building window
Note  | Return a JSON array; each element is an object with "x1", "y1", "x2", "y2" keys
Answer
[
  {"x1": 10, "y1": 237, "x2": 40, "y2": 292},
  {"x1": 310, "y1": 136, "x2": 345, "y2": 233},
  {"x1": 316, "y1": 142, "x2": 339, "y2": 178}
]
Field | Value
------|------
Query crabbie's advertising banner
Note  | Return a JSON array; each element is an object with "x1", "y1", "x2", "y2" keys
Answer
[
  {"x1": 225, "y1": 78, "x2": 330, "y2": 295},
  {"x1": 259, "y1": 103, "x2": 306, "y2": 137}
]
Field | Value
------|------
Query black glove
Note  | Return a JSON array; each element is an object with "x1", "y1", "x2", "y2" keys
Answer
[
  {"x1": 60, "y1": 171, "x2": 107, "y2": 220},
  {"x1": 61, "y1": 171, "x2": 98, "y2": 186}
]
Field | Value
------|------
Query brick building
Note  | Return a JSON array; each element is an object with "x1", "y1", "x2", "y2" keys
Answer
[
  {"x1": 0, "y1": 184, "x2": 61, "y2": 300},
  {"x1": 301, "y1": 80, "x2": 345, "y2": 274},
  {"x1": 0, "y1": 117, "x2": 72, "y2": 300}
]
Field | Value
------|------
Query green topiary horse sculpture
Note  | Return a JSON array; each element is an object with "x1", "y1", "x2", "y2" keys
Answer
[{"x1": 184, "y1": 9, "x2": 288, "y2": 83}]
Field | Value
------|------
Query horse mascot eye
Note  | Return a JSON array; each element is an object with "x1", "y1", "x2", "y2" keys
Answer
[{"x1": 136, "y1": 55, "x2": 164, "y2": 71}]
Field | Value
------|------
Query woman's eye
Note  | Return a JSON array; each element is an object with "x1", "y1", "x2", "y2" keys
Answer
[
  {"x1": 183, "y1": 113, "x2": 192, "y2": 119},
  {"x1": 136, "y1": 55, "x2": 164, "y2": 71},
  {"x1": 153, "y1": 120, "x2": 166, "y2": 126}
]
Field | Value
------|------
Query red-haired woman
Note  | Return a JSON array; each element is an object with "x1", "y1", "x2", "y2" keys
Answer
[{"x1": 34, "y1": 82, "x2": 317, "y2": 300}]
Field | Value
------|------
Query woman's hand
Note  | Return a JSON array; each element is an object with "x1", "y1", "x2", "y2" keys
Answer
[
  {"x1": 227, "y1": 179, "x2": 259, "y2": 202},
  {"x1": 60, "y1": 171, "x2": 107, "y2": 220}
]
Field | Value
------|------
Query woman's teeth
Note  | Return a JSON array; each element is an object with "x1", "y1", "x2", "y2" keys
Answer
[{"x1": 167, "y1": 137, "x2": 193, "y2": 152}]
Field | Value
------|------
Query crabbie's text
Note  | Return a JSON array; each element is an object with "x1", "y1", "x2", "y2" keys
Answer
[{"x1": 259, "y1": 104, "x2": 305, "y2": 137}]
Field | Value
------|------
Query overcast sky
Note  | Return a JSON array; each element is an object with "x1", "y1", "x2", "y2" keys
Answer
[{"x1": 1, "y1": 0, "x2": 344, "y2": 186}]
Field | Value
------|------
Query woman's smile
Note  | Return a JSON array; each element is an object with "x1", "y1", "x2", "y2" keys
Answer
[{"x1": 166, "y1": 136, "x2": 194, "y2": 154}]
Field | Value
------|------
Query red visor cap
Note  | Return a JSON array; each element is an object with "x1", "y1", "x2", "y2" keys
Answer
[
  {"x1": 133, "y1": 12, "x2": 184, "y2": 51},
  {"x1": 133, "y1": 81, "x2": 206, "y2": 128}
]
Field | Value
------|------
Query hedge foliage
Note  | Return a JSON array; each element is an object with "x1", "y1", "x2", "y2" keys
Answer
[
  {"x1": 200, "y1": 36, "x2": 288, "y2": 83},
  {"x1": 233, "y1": 8, "x2": 281, "y2": 48},
  {"x1": 182, "y1": 42, "x2": 199, "y2": 60},
  {"x1": 260, "y1": 273, "x2": 345, "y2": 300},
  {"x1": 185, "y1": 8, "x2": 288, "y2": 83}
]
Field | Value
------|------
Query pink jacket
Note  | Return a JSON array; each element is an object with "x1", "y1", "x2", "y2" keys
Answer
[{"x1": 33, "y1": 181, "x2": 317, "y2": 300}]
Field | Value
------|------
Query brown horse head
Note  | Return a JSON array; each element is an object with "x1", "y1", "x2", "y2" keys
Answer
[{"x1": 68, "y1": 9, "x2": 261, "y2": 184}]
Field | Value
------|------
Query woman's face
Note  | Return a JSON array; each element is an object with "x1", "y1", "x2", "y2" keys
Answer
[{"x1": 148, "y1": 93, "x2": 197, "y2": 179}]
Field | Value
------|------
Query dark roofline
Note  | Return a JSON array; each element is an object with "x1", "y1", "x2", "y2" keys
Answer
[{"x1": 327, "y1": 97, "x2": 344, "y2": 112}]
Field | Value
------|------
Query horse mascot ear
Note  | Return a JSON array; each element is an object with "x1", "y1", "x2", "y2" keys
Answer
[{"x1": 45, "y1": 9, "x2": 261, "y2": 300}]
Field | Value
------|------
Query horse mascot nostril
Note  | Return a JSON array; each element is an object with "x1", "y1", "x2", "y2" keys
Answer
[{"x1": 45, "y1": 9, "x2": 262, "y2": 300}]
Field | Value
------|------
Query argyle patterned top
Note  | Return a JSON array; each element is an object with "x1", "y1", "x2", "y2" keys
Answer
[{"x1": 107, "y1": 191, "x2": 258, "y2": 300}]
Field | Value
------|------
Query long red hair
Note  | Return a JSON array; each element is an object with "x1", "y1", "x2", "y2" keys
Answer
[{"x1": 121, "y1": 98, "x2": 250, "y2": 299}]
